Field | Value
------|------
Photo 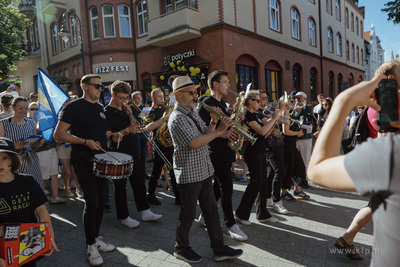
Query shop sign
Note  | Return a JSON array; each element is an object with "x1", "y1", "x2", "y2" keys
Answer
[
  {"x1": 163, "y1": 49, "x2": 196, "y2": 65},
  {"x1": 95, "y1": 65, "x2": 130, "y2": 74}
]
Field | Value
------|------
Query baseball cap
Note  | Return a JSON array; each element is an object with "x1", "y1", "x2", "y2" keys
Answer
[
  {"x1": 294, "y1": 92, "x2": 307, "y2": 99},
  {"x1": 290, "y1": 91, "x2": 297, "y2": 97},
  {"x1": 0, "y1": 137, "x2": 18, "y2": 155}
]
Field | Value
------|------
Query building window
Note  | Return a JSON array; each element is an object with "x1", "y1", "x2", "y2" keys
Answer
[
  {"x1": 361, "y1": 49, "x2": 364, "y2": 66},
  {"x1": 309, "y1": 0, "x2": 315, "y2": 3},
  {"x1": 356, "y1": 17, "x2": 359, "y2": 35},
  {"x1": 70, "y1": 16, "x2": 77, "y2": 45},
  {"x1": 335, "y1": 0, "x2": 340, "y2": 20},
  {"x1": 346, "y1": 40, "x2": 349, "y2": 60},
  {"x1": 29, "y1": 26, "x2": 34, "y2": 50},
  {"x1": 52, "y1": 24, "x2": 59, "y2": 54},
  {"x1": 337, "y1": 73, "x2": 343, "y2": 93},
  {"x1": 309, "y1": 18, "x2": 316, "y2": 46},
  {"x1": 265, "y1": 61, "x2": 282, "y2": 101},
  {"x1": 336, "y1": 33, "x2": 341, "y2": 56},
  {"x1": 351, "y1": 43, "x2": 355, "y2": 62},
  {"x1": 137, "y1": 1, "x2": 148, "y2": 36},
  {"x1": 310, "y1": 68, "x2": 317, "y2": 101},
  {"x1": 293, "y1": 64, "x2": 302, "y2": 92},
  {"x1": 103, "y1": 5, "x2": 115, "y2": 38},
  {"x1": 188, "y1": 0, "x2": 196, "y2": 8},
  {"x1": 269, "y1": 0, "x2": 280, "y2": 32},
  {"x1": 118, "y1": 5, "x2": 131, "y2": 37},
  {"x1": 236, "y1": 65, "x2": 259, "y2": 93},
  {"x1": 351, "y1": 12, "x2": 354, "y2": 32},
  {"x1": 62, "y1": 31, "x2": 68, "y2": 50},
  {"x1": 327, "y1": 0, "x2": 332, "y2": 14},
  {"x1": 34, "y1": 21, "x2": 39, "y2": 49},
  {"x1": 360, "y1": 21, "x2": 363, "y2": 39},
  {"x1": 175, "y1": 0, "x2": 185, "y2": 9},
  {"x1": 327, "y1": 28, "x2": 333, "y2": 53},
  {"x1": 90, "y1": 7, "x2": 99, "y2": 39},
  {"x1": 357, "y1": 46, "x2": 360, "y2": 64},
  {"x1": 166, "y1": 0, "x2": 173, "y2": 13},
  {"x1": 328, "y1": 71, "x2": 334, "y2": 98},
  {"x1": 291, "y1": 8, "x2": 300, "y2": 39}
]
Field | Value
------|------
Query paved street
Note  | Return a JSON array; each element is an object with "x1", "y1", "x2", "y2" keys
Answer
[{"x1": 40, "y1": 162, "x2": 373, "y2": 267}]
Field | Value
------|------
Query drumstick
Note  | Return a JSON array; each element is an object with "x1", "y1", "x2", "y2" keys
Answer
[
  {"x1": 99, "y1": 147, "x2": 121, "y2": 162},
  {"x1": 117, "y1": 134, "x2": 120, "y2": 149}
]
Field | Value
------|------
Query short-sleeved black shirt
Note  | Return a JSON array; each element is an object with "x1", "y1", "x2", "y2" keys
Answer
[
  {"x1": 243, "y1": 109, "x2": 266, "y2": 154},
  {"x1": 0, "y1": 174, "x2": 47, "y2": 223},
  {"x1": 58, "y1": 98, "x2": 108, "y2": 163}
]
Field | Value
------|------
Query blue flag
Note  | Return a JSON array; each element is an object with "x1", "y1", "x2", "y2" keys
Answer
[{"x1": 37, "y1": 67, "x2": 69, "y2": 142}]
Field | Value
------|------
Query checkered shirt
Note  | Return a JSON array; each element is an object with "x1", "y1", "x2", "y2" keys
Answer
[{"x1": 168, "y1": 104, "x2": 214, "y2": 184}]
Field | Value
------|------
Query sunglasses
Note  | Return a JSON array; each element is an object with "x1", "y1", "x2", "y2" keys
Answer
[
  {"x1": 181, "y1": 90, "x2": 197, "y2": 95},
  {"x1": 31, "y1": 96, "x2": 38, "y2": 99},
  {"x1": 114, "y1": 94, "x2": 129, "y2": 101},
  {"x1": 29, "y1": 108, "x2": 38, "y2": 111},
  {"x1": 251, "y1": 99, "x2": 260, "y2": 103},
  {"x1": 85, "y1": 83, "x2": 105, "y2": 90},
  {"x1": 322, "y1": 104, "x2": 329, "y2": 106}
]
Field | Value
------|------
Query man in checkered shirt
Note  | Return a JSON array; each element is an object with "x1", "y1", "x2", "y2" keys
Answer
[{"x1": 168, "y1": 76, "x2": 243, "y2": 263}]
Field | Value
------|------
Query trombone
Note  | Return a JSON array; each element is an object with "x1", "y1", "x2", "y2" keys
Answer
[
  {"x1": 263, "y1": 108, "x2": 303, "y2": 127},
  {"x1": 123, "y1": 98, "x2": 173, "y2": 170}
]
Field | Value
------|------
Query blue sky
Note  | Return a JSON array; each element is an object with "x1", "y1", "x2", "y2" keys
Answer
[{"x1": 361, "y1": 0, "x2": 400, "y2": 61}]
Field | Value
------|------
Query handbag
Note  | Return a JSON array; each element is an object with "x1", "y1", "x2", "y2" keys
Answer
[{"x1": 341, "y1": 107, "x2": 369, "y2": 154}]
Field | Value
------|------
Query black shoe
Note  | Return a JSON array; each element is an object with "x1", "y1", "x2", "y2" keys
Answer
[
  {"x1": 104, "y1": 205, "x2": 112, "y2": 213},
  {"x1": 148, "y1": 195, "x2": 161, "y2": 205},
  {"x1": 174, "y1": 247, "x2": 202, "y2": 263},
  {"x1": 214, "y1": 245, "x2": 243, "y2": 262}
]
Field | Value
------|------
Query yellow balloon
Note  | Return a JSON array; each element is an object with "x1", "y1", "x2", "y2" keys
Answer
[
  {"x1": 177, "y1": 66, "x2": 182, "y2": 71},
  {"x1": 173, "y1": 67, "x2": 176, "y2": 71},
  {"x1": 169, "y1": 62, "x2": 175, "y2": 68},
  {"x1": 181, "y1": 66, "x2": 186, "y2": 72},
  {"x1": 189, "y1": 67, "x2": 194, "y2": 72},
  {"x1": 190, "y1": 72, "x2": 196, "y2": 76},
  {"x1": 160, "y1": 75, "x2": 165, "y2": 80},
  {"x1": 205, "y1": 88, "x2": 211, "y2": 96},
  {"x1": 177, "y1": 60, "x2": 181, "y2": 65},
  {"x1": 151, "y1": 85, "x2": 156, "y2": 89},
  {"x1": 195, "y1": 68, "x2": 201, "y2": 73}
]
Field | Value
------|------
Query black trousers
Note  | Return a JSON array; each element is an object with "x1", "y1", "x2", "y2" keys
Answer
[
  {"x1": 113, "y1": 155, "x2": 150, "y2": 220},
  {"x1": 175, "y1": 176, "x2": 224, "y2": 254},
  {"x1": 148, "y1": 141, "x2": 180, "y2": 201},
  {"x1": 282, "y1": 136, "x2": 308, "y2": 189},
  {"x1": 210, "y1": 152, "x2": 236, "y2": 228},
  {"x1": 73, "y1": 160, "x2": 108, "y2": 245},
  {"x1": 236, "y1": 151, "x2": 271, "y2": 220},
  {"x1": 131, "y1": 133, "x2": 148, "y2": 177},
  {"x1": 266, "y1": 146, "x2": 286, "y2": 202}
]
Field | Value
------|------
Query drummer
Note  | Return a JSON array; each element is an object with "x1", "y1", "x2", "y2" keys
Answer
[
  {"x1": 104, "y1": 80, "x2": 162, "y2": 229},
  {"x1": 54, "y1": 74, "x2": 116, "y2": 266}
]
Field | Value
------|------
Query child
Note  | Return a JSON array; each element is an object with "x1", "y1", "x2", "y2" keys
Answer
[{"x1": 0, "y1": 137, "x2": 59, "y2": 266}]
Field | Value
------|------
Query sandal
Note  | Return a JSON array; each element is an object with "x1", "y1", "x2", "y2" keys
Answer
[
  {"x1": 156, "y1": 183, "x2": 164, "y2": 188},
  {"x1": 334, "y1": 237, "x2": 363, "y2": 260},
  {"x1": 167, "y1": 185, "x2": 173, "y2": 192}
]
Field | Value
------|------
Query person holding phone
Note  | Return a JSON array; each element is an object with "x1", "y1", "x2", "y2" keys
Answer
[{"x1": 308, "y1": 58, "x2": 400, "y2": 267}]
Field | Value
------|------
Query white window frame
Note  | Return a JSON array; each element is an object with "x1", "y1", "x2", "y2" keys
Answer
[
  {"x1": 166, "y1": 0, "x2": 172, "y2": 13},
  {"x1": 269, "y1": 0, "x2": 280, "y2": 32},
  {"x1": 175, "y1": 0, "x2": 185, "y2": 9},
  {"x1": 335, "y1": 0, "x2": 340, "y2": 20},
  {"x1": 188, "y1": 0, "x2": 196, "y2": 8},
  {"x1": 90, "y1": 7, "x2": 99, "y2": 40},
  {"x1": 327, "y1": 28, "x2": 333, "y2": 52},
  {"x1": 336, "y1": 33, "x2": 341, "y2": 56},
  {"x1": 70, "y1": 16, "x2": 78, "y2": 45},
  {"x1": 118, "y1": 5, "x2": 131, "y2": 37},
  {"x1": 103, "y1": 5, "x2": 116, "y2": 38},
  {"x1": 52, "y1": 24, "x2": 59, "y2": 54},
  {"x1": 308, "y1": 18, "x2": 316, "y2": 46},
  {"x1": 291, "y1": 8, "x2": 299, "y2": 39},
  {"x1": 327, "y1": 0, "x2": 332, "y2": 14},
  {"x1": 137, "y1": 1, "x2": 148, "y2": 37}
]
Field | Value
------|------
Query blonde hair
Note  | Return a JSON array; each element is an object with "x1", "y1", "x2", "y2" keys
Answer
[
  {"x1": 375, "y1": 59, "x2": 400, "y2": 77},
  {"x1": 242, "y1": 90, "x2": 259, "y2": 108}
]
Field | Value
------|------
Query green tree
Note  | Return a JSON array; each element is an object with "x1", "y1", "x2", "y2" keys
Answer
[
  {"x1": 0, "y1": 0, "x2": 31, "y2": 79},
  {"x1": 382, "y1": 0, "x2": 400, "y2": 24}
]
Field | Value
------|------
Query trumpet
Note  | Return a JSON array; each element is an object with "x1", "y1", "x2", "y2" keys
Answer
[
  {"x1": 196, "y1": 99, "x2": 257, "y2": 146},
  {"x1": 123, "y1": 98, "x2": 173, "y2": 169},
  {"x1": 263, "y1": 108, "x2": 303, "y2": 127}
]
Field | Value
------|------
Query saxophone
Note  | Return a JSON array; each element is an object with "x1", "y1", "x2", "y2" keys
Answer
[
  {"x1": 228, "y1": 94, "x2": 246, "y2": 150},
  {"x1": 156, "y1": 102, "x2": 174, "y2": 148}
]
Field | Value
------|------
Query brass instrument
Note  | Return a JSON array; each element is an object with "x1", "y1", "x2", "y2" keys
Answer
[
  {"x1": 196, "y1": 100, "x2": 257, "y2": 146},
  {"x1": 228, "y1": 92, "x2": 246, "y2": 150},
  {"x1": 128, "y1": 98, "x2": 155, "y2": 127},
  {"x1": 124, "y1": 98, "x2": 173, "y2": 169},
  {"x1": 155, "y1": 102, "x2": 174, "y2": 148},
  {"x1": 263, "y1": 108, "x2": 303, "y2": 127}
]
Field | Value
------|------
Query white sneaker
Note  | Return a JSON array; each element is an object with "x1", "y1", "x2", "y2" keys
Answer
[
  {"x1": 234, "y1": 214, "x2": 251, "y2": 226},
  {"x1": 94, "y1": 236, "x2": 115, "y2": 252},
  {"x1": 121, "y1": 216, "x2": 140, "y2": 229},
  {"x1": 141, "y1": 209, "x2": 162, "y2": 221},
  {"x1": 267, "y1": 198, "x2": 274, "y2": 208},
  {"x1": 50, "y1": 196, "x2": 67, "y2": 204},
  {"x1": 58, "y1": 178, "x2": 65, "y2": 190},
  {"x1": 258, "y1": 217, "x2": 279, "y2": 223},
  {"x1": 87, "y1": 244, "x2": 103, "y2": 266},
  {"x1": 227, "y1": 224, "x2": 248, "y2": 241},
  {"x1": 273, "y1": 200, "x2": 289, "y2": 215},
  {"x1": 196, "y1": 214, "x2": 206, "y2": 227}
]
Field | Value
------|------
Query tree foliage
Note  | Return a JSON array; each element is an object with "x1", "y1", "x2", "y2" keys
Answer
[
  {"x1": 382, "y1": 0, "x2": 400, "y2": 24},
  {"x1": 0, "y1": 0, "x2": 31, "y2": 78}
]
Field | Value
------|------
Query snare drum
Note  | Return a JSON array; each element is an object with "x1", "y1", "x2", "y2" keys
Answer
[{"x1": 92, "y1": 152, "x2": 133, "y2": 179}]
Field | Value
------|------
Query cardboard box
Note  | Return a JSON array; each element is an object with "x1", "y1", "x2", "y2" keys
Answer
[{"x1": 0, "y1": 223, "x2": 51, "y2": 266}]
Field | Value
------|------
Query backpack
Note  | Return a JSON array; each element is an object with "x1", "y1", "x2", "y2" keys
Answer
[{"x1": 341, "y1": 107, "x2": 370, "y2": 154}]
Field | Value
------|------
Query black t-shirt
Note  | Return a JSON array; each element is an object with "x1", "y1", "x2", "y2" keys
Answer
[
  {"x1": 198, "y1": 96, "x2": 233, "y2": 155},
  {"x1": 149, "y1": 106, "x2": 166, "y2": 135},
  {"x1": 243, "y1": 109, "x2": 266, "y2": 153},
  {"x1": 58, "y1": 98, "x2": 108, "y2": 163},
  {"x1": 104, "y1": 105, "x2": 137, "y2": 156},
  {"x1": 0, "y1": 174, "x2": 48, "y2": 223}
]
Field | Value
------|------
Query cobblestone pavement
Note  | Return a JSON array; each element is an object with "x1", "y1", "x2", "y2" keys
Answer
[{"x1": 40, "y1": 162, "x2": 373, "y2": 266}]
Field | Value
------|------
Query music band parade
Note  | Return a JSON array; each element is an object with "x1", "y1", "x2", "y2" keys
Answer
[{"x1": 1, "y1": 59, "x2": 400, "y2": 266}]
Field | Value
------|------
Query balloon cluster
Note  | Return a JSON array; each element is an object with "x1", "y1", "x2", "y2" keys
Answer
[{"x1": 159, "y1": 60, "x2": 201, "y2": 80}]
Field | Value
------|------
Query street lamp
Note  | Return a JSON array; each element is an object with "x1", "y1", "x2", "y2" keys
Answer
[{"x1": 59, "y1": 11, "x2": 86, "y2": 75}]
